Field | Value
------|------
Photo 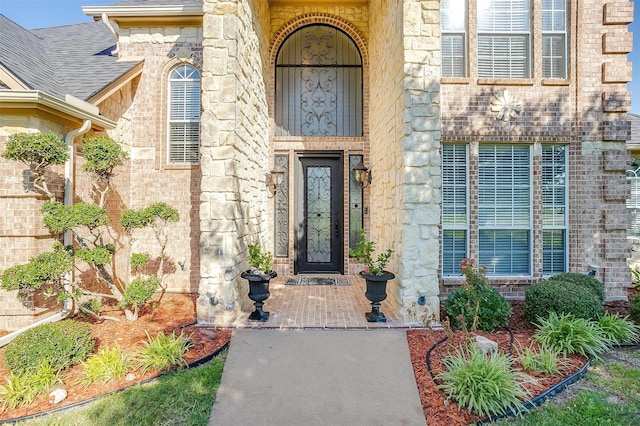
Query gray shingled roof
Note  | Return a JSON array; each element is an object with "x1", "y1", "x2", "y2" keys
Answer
[
  {"x1": 0, "y1": 15, "x2": 141, "y2": 102},
  {"x1": 110, "y1": 0, "x2": 202, "y2": 6}
]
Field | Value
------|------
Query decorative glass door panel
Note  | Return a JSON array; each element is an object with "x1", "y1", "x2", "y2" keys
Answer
[
  {"x1": 296, "y1": 156, "x2": 343, "y2": 273},
  {"x1": 306, "y1": 166, "x2": 332, "y2": 263}
]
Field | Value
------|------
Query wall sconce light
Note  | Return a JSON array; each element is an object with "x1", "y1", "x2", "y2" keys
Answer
[
  {"x1": 268, "y1": 164, "x2": 286, "y2": 196},
  {"x1": 352, "y1": 160, "x2": 372, "y2": 188}
]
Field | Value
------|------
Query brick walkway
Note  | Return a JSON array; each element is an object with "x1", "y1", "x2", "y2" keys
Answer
[{"x1": 224, "y1": 275, "x2": 419, "y2": 329}]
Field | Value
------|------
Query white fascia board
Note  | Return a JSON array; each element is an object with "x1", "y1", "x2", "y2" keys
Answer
[
  {"x1": 82, "y1": 5, "x2": 203, "y2": 19},
  {"x1": 0, "y1": 91, "x2": 116, "y2": 129}
]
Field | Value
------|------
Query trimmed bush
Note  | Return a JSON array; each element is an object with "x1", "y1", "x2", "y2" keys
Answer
[
  {"x1": 3, "y1": 320, "x2": 95, "y2": 375},
  {"x1": 444, "y1": 286, "x2": 512, "y2": 332},
  {"x1": 630, "y1": 294, "x2": 640, "y2": 324},
  {"x1": 546, "y1": 273, "x2": 605, "y2": 303},
  {"x1": 524, "y1": 279, "x2": 603, "y2": 322}
]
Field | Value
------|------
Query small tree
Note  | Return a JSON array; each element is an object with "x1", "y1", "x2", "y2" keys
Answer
[
  {"x1": 1, "y1": 133, "x2": 180, "y2": 321},
  {"x1": 1, "y1": 131, "x2": 69, "y2": 200}
]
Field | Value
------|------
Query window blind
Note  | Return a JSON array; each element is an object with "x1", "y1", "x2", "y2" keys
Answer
[
  {"x1": 442, "y1": 144, "x2": 468, "y2": 275},
  {"x1": 542, "y1": 145, "x2": 567, "y2": 274},
  {"x1": 477, "y1": 0, "x2": 531, "y2": 78},
  {"x1": 168, "y1": 65, "x2": 201, "y2": 164},
  {"x1": 441, "y1": 0, "x2": 467, "y2": 77},
  {"x1": 478, "y1": 145, "x2": 531, "y2": 275}
]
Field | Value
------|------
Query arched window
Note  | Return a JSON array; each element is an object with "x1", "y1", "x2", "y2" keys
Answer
[
  {"x1": 275, "y1": 25, "x2": 363, "y2": 137},
  {"x1": 168, "y1": 64, "x2": 201, "y2": 164}
]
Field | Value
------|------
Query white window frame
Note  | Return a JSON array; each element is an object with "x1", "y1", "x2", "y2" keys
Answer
[
  {"x1": 442, "y1": 144, "x2": 469, "y2": 276},
  {"x1": 477, "y1": 0, "x2": 531, "y2": 78},
  {"x1": 542, "y1": 144, "x2": 568, "y2": 275},
  {"x1": 167, "y1": 64, "x2": 201, "y2": 164},
  {"x1": 441, "y1": 0, "x2": 468, "y2": 78},
  {"x1": 542, "y1": 0, "x2": 568, "y2": 79},
  {"x1": 627, "y1": 166, "x2": 640, "y2": 238},
  {"x1": 478, "y1": 144, "x2": 532, "y2": 276}
]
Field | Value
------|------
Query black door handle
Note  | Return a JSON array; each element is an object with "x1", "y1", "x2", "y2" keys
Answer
[{"x1": 335, "y1": 220, "x2": 339, "y2": 237}]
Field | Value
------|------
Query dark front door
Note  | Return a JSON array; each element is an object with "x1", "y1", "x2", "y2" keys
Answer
[{"x1": 295, "y1": 154, "x2": 344, "y2": 274}]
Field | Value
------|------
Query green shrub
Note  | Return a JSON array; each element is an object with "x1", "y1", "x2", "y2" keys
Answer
[
  {"x1": 525, "y1": 279, "x2": 603, "y2": 322},
  {"x1": 533, "y1": 312, "x2": 611, "y2": 359},
  {"x1": 630, "y1": 294, "x2": 640, "y2": 324},
  {"x1": 547, "y1": 273, "x2": 605, "y2": 303},
  {"x1": 80, "y1": 345, "x2": 131, "y2": 388},
  {"x1": 444, "y1": 258, "x2": 511, "y2": 332},
  {"x1": 3, "y1": 320, "x2": 95, "y2": 375},
  {"x1": 445, "y1": 286, "x2": 512, "y2": 332},
  {"x1": 436, "y1": 345, "x2": 528, "y2": 417},
  {"x1": 122, "y1": 276, "x2": 159, "y2": 308},
  {"x1": 135, "y1": 332, "x2": 192, "y2": 374},
  {"x1": 0, "y1": 361, "x2": 61, "y2": 409},
  {"x1": 515, "y1": 343, "x2": 565, "y2": 376},
  {"x1": 596, "y1": 312, "x2": 640, "y2": 345}
]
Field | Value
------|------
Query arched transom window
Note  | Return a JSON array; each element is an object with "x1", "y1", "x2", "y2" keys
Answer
[
  {"x1": 168, "y1": 64, "x2": 201, "y2": 164},
  {"x1": 275, "y1": 25, "x2": 363, "y2": 137}
]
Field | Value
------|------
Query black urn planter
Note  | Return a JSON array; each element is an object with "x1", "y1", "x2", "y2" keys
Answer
[
  {"x1": 241, "y1": 270, "x2": 276, "y2": 322},
  {"x1": 359, "y1": 271, "x2": 395, "y2": 323}
]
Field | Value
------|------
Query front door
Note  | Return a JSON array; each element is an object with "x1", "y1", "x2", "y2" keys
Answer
[{"x1": 295, "y1": 154, "x2": 344, "y2": 274}]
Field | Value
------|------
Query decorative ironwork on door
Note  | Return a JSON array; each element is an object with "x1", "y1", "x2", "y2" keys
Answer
[
  {"x1": 275, "y1": 25, "x2": 363, "y2": 137},
  {"x1": 306, "y1": 166, "x2": 332, "y2": 263}
]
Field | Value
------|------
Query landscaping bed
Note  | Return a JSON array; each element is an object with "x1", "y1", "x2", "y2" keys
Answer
[{"x1": 0, "y1": 293, "x2": 231, "y2": 421}]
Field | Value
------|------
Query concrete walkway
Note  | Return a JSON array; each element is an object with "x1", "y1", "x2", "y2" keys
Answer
[{"x1": 209, "y1": 329, "x2": 427, "y2": 426}]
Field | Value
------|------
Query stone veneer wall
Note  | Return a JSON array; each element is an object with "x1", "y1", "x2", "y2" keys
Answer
[
  {"x1": 369, "y1": 0, "x2": 442, "y2": 320},
  {"x1": 197, "y1": 0, "x2": 271, "y2": 323},
  {"x1": 0, "y1": 117, "x2": 66, "y2": 330}
]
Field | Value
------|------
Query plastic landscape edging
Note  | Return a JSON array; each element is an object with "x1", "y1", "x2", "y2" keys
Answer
[
  {"x1": 0, "y1": 341, "x2": 230, "y2": 425},
  {"x1": 424, "y1": 329, "x2": 591, "y2": 425}
]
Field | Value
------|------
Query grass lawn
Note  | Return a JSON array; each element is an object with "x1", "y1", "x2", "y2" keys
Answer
[{"x1": 19, "y1": 351, "x2": 227, "y2": 426}]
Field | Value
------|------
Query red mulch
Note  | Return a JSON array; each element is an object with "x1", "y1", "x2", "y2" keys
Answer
[
  {"x1": 0, "y1": 293, "x2": 231, "y2": 421},
  {"x1": 406, "y1": 296, "x2": 634, "y2": 425},
  {"x1": 0, "y1": 289, "x2": 636, "y2": 424}
]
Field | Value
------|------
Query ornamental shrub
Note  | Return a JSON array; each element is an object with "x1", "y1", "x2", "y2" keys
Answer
[
  {"x1": 546, "y1": 273, "x2": 605, "y2": 303},
  {"x1": 3, "y1": 320, "x2": 95, "y2": 375},
  {"x1": 596, "y1": 312, "x2": 640, "y2": 345},
  {"x1": 630, "y1": 294, "x2": 640, "y2": 324},
  {"x1": 444, "y1": 258, "x2": 511, "y2": 332},
  {"x1": 524, "y1": 279, "x2": 602, "y2": 322},
  {"x1": 533, "y1": 312, "x2": 610, "y2": 359}
]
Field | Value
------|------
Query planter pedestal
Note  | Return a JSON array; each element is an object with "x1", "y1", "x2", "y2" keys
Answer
[
  {"x1": 241, "y1": 271, "x2": 276, "y2": 322},
  {"x1": 360, "y1": 271, "x2": 395, "y2": 323}
]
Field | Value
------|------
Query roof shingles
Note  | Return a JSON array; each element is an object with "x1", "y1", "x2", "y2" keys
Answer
[{"x1": 0, "y1": 15, "x2": 141, "y2": 102}]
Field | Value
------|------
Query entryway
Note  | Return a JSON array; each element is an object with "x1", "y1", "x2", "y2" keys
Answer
[{"x1": 294, "y1": 153, "x2": 344, "y2": 274}]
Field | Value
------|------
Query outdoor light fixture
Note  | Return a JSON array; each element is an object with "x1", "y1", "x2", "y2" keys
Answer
[
  {"x1": 268, "y1": 164, "x2": 286, "y2": 196},
  {"x1": 352, "y1": 160, "x2": 372, "y2": 188}
]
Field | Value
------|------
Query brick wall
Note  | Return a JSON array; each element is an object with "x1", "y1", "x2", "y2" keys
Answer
[
  {"x1": 439, "y1": 0, "x2": 633, "y2": 300},
  {"x1": 0, "y1": 117, "x2": 66, "y2": 330}
]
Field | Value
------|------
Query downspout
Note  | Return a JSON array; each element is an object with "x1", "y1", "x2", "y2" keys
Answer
[{"x1": 0, "y1": 120, "x2": 92, "y2": 348}]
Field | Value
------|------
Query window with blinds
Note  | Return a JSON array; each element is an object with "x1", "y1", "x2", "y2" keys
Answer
[
  {"x1": 542, "y1": 0, "x2": 567, "y2": 78},
  {"x1": 542, "y1": 145, "x2": 567, "y2": 274},
  {"x1": 442, "y1": 144, "x2": 468, "y2": 275},
  {"x1": 477, "y1": 0, "x2": 531, "y2": 78},
  {"x1": 441, "y1": 0, "x2": 467, "y2": 78},
  {"x1": 478, "y1": 145, "x2": 531, "y2": 275},
  {"x1": 627, "y1": 166, "x2": 640, "y2": 237},
  {"x1": 168, "y1": 65, "x2": 201, "y2": 164}
]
